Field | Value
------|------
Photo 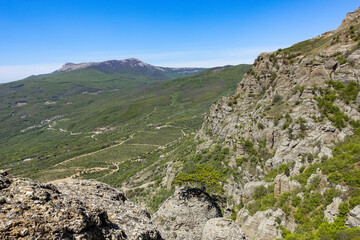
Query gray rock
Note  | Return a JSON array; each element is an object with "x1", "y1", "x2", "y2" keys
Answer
[
  {"x1": 236, "y1": 208, "x2": 286, "y2": 240},
  {"x1": 201, "y1": 218, "x2": 246, "y2": 240},
  {"x1": 0, "y1": 171, "x2": 161, "y2": 240},
  {"x1": 346, "y1": 205, "x2": 360, "y2": 227},
  {"x1": 274, "y1": 174, "x2": 301, "y2": 197},
  {"x1": 56, "y1": 180, "x2": 162, "y2": 240},
  {"x1": 153, "y1": 187, "x2": 222, "y2": 240},
  {"x1": 324, "y1": 197, "x2": 342, "y2": 223}
]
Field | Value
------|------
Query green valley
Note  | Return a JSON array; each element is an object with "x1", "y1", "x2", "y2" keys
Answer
[{"x1": 0, "y1": 59, "x2": 251, "y2": 182}]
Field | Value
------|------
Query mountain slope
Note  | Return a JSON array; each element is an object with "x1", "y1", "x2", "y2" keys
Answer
[
  {"x1": 115, "y1": 6, "x2": 360, "y2": 239},
  {"x1": 0, "y1": 61, "x2": 251, "y2": 182}
]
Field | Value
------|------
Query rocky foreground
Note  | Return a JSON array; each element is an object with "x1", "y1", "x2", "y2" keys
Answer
[
  {"x1": 0, "y1": 171, "x2": 161, "y2": 239},
  {"x1": 0, "y1": 171, "x2": 249, "y2": 240}
]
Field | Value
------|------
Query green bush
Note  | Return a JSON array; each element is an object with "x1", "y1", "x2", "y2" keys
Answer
[
  {"x1": 172, "y1": 164, "x2": 224, "y2": 193},
  {"x1": 253, "y1": 185, "x2": 268, "y2": 200},
  {"x1": 273, "y1": 94, "x2": 283, "y2": 105}
]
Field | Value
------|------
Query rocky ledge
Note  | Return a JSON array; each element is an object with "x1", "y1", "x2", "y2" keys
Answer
[{"x1": 0, "y1": 171, "x2": 161, "y2": 240}]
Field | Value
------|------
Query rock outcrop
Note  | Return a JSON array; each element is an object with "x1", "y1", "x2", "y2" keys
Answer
[
  {"x1": 236, "y1": 208, "x2": 288, "y2": 240},
  {"x1": 324, "y1": 197, "x2": 343, "y2": 223},
  {"x1": 274, "y1": 174, "x2": 301, "y2": 197},
  {"x1": 195, "y1": 6, "x2": 360, "y2": 208},
  {"x1": 201, "y1": 218, "x2": 246, "y2": 240},
  {"x1": 346, "y1": 205, "x2": 360, "y2": 227},
  {"x1": 55, "y1": 180, "x2": 162, "y2": 240},
  {"x1": 153, "y1": 187, "x2": 222, "y2": 240},
  {"x1": 0, "y1": 171, "x2": 161, "y2": 240}
]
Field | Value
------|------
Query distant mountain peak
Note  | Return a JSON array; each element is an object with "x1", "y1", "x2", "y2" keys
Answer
[
  {"x1": 57, "y1": 58, "x2": 149, "y2": 72},
  {"x1": 55, "y1": 58, "x2": 204, "y2": 74}
]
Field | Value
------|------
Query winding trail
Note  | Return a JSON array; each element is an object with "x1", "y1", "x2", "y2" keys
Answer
[
  {"x1": 48, "y1": 167, "x2": 107, "y2": 184},
  {"x1": 145, "y1": 106, "x2": 157, "y2": 118},
  {"x1": 121, "y1": 180, "x2": 156, "y2": 191},
  {"x1": 99, "y1": 162, "x2": 120, "y2": 179},
  {"x1": 54, "y1": 133, "x2": 136, "y2": 167}
]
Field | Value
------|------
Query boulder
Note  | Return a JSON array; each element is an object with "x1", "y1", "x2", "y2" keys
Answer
[
  {"x1": 153, "y1": 187, "x2": 222, "y2": 240},
  {"x1": 56, "y1": 179, "x2": 162, "y2": 240}
]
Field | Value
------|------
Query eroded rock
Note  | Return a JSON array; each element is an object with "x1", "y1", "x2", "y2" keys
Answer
[
  {"x1": 0, "y1": 171, "x2": 161, "y2": 240},
  {"x1": 153, "y1": 187, "x2": 222, "y2": 240},
  {"x1": 346, "y1": 205, "x2": 360, "y2": 227},
  {"x1": 201, "y1": 218, "x2": 246, "y2": 240},
  {"x1": 236, "y1": 208, "x2": 287, "y2": 240}
]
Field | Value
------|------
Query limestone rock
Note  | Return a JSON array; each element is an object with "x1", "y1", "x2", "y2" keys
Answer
[
  {"x1": 274, "y1": 174, "x2": 301, "y2": 197},
  {"x1": 242, "y1": 181, "x2": 268, "y2": 199},
  {"x1": 324, "y1": 197, "x2": 342, "y2": 223},
  {"x1": 153, "y1": 187, "x2": 222, "y2": 240},
  {"x1": 236, "y1": 208, "x2": 286, "y2": 240},
  {"x1": 201, "y1": 218, "x2": 246, "y2": 240},
  {"x1": 55, "y1": 179, "x2": 162, "y2": 240},
  {"x1": 0, "y1": 171, "x2": 162, "y2": 239},
  {"x1": 346, "y1": 205, "x2": 360, "y2": 227}
]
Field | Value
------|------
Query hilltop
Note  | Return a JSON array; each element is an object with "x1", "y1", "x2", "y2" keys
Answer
[{"x1": 56, "y1": 58, "x2": 205, "y2": 79}]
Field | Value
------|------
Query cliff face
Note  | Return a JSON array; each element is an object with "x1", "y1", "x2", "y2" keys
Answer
[
  {"x1": 191, "y1": 6, "x2": 360, "y2": 239},
  {"x1": 198, "y1": 7, "x2": 360, "y2": 179}
]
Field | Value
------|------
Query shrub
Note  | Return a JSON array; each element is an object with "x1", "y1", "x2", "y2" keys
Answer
[
  {"x1": 272, "y1": 94, "x2": 283, "y2": 105},
  {"x1": 291, "y1": 196, "x2": 302, "y2": 207},
  {"x1": 172, "y1": 164, "x2": 224, "y2": 193},
  {"x1": 337, "y1": 56, "x2": 348, "y2": 65},
  {"x1": 253, "y1": 185, "x2": 268, "y2": 200},
  {"x1": 236, "y1": 157, "x2": 247, "y2": 166}
]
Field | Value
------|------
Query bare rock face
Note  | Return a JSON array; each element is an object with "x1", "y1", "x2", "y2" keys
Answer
[
  {"x1": 0, "y1": 171, "x2": 161, "y2": 240},
  {"x1": 346, "y1": 205, "x2": 360, "y2": 227},
  {"x1": 274, "y1": 174, "x2": 301, "y2": 197},
  {"x1": 324, "y1": 197, "x2": 342, "y2": 223},
  {"x1": 153, "y1": 187, "x2": 222, "y2": 240},
  {"x1": 236, "y1": 208, "x2": 287, "y2": 240},
  {"x1": 201, "y1": 218, "x2": 246, "y2": 240},
  {"x1": 55, "y1": 180, "x2": 162, "y2": 240}
]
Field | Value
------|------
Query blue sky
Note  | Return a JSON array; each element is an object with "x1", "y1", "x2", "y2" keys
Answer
[{"x1": 0, "y1": 0, "x2": 359, "y2": 83}]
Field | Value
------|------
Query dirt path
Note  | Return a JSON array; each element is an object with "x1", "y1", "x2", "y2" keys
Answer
[
  {"x1": 121, "y1": 180, "x2": 156, "y2": 191},
  {"x1": 146, "y1": 106, "x2": 157, "y2": 118},
  {"x1": 99, "y1": 162, "x2": 120, "y2": 179},
  {"x1": 54, "y1": 133, "x2": 136, "y2": 167},
  {"x1": 126, "y1": 143, "x2": 159, "y2": 147},
  {"x1": 48, "y1": 167, "x2": 107, "y2": 184}
]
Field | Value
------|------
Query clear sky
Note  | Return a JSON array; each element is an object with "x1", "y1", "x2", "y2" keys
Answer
[{"x1": 0, "y1": 0, "x2": 359, "y2": 83}]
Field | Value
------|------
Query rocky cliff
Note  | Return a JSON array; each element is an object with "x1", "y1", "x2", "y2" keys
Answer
[{"x1": 190, "y1": 6, "x2": 360, "y2": 239}]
